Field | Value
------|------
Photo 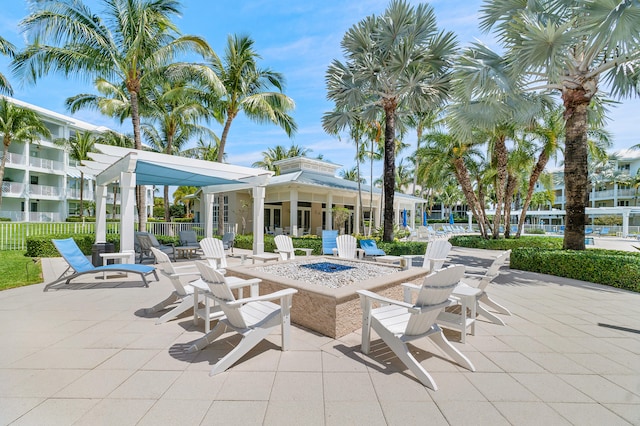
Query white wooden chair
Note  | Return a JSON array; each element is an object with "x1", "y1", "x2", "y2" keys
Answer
[
  {"x1": 336, "y1": 234, "x2": 357, "y2": 259},
  {"x1": 187, "y1": 261, "x2": 297, "y2": 376},
  {"x1": 422, "y1": 240, "x2": 452, "y2": 271},
  {"x1": 274, "y1": 234, "x2": 296, "y2": 260},
  {"x1": 456, "y1": 250, "x2": 512, "y2": 325},
  {"x1": 146, "y1": 247, "x2": 200, "y2": 325},
  {"x1": 199, "y1": 237, "x2": 228, "y2": 272},
  {"x1": 357, "y1": 265, "x2": 475, "y2": 390}
]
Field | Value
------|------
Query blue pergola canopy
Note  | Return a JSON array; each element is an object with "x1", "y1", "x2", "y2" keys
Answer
[{"x1": 134, "y1": 160, "x2": 238, "y2": 186}]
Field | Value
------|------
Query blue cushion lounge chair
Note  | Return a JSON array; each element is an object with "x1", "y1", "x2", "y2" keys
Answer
[
  {"x1": 322, "y1": 230, "x2": 339, "y2": 255},
  {"x1": 359, "y1": 239, "x2": 386, "y2": 256},
  {"x1": 44, "y1": 238, "x2": 158, "y2": 291}
]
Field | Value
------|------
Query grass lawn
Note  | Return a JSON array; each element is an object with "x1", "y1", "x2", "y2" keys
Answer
[{"x1": 0, "y1": 251, "x2": 43, "y2": 290}]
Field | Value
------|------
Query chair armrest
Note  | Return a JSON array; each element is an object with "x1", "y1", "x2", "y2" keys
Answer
[
  {"x1": 228, "y1": 288, "x2": 298, "y2": 307},
  {"x1": 357, "y1": 290, "x2": 450, "y2": 314},
  {"x1": 401, "y1": 282, "x2": 421, "y2": 303},
  {"x1": 173, "y1": 264, "x2": 199, "y2": 273},
  {"x1": 463, "y1": 272, "x2": 486, "y2": 278},
  {"x1": 166, "y1": 271, "x2": 200, "y2": 279}
]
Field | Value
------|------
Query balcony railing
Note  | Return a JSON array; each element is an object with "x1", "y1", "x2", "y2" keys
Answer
[
  {"x1": 29, "y1": 156, "x2": 64, "y2": 171},
  {"x1": 67, "y1": 188, "x2": 95, "y2": 200},
  {"x1": 27, "y1": 212, "x2": 63, "y2": 222},
  {"x1": 29, "y1": 184, "x2": 61, "y2": 197},
  {"x1": 4, "y1": 152, "x2": 25, "y2": 166},
  {"x1": 1, "y1": 182, "x2": 25, "y2": 196}
]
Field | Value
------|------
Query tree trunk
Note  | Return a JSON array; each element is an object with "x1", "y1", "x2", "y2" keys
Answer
[
  {"x1": 517, "y1": 152, "x2": 549, "y2": 237},
  {"x1": 492, "y1": 135, "x2": 508, "y2": 239},
  {"x1": 369, "y1": 138, "x2": 374, "y2": 236},
  {"x1": 355, "y1": 138, "x2": 364, "y2": 235},
  {"x1": 562, "y1": 88, "x2": 590, "y2": 250},
  {"x1": 216, "y1": 115, "x2": 235, "y2": 235},
  {"x1": 129, "y1": 88, "x2": 146, "y2": 232},
  {"x1": 382, "y1": 103, "x2": 397, "y2": 242},
  {"x1": 453, "y1": 157, "x2": 489, "y2": 238},
  {"x1": 503, "y1": 172, "x2": 517, "y2": 238}
]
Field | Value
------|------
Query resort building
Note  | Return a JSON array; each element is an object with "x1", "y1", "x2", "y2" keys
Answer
[{"x1": 0, "y1": 97, "x2": 154, "y2": 222}]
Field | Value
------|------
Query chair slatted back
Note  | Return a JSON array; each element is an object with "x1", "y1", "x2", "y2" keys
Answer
[
  {"x1": 477, "y1": 250, "x2": 511, "y2": 291},
  {"x1": 150, "y1": 247, "x2": 189, "y2": 296},
  {"x1": 322, "y1": 230, "x2": 338, "y2": 255},
  {"x1": 422, "y1": 240, "x2": 452, "y2": 270},
  {"x1": 199, "y1": 237, "x2": 228, "y2": 269},
  {"x1": 179, "y1": 230, "x2": 199, "y2": 247},
  {"x1": 336, "y1": 235, "x2": 357, "y2": 259},
  {"x1": 405, "y1": 265, "x2": 464, "y2": 336},
  {"x1": 195, "y1": 261, "x2": 247, "y2": 329},
  {"x1": 274, "y1": 235, "x2": 295, "y2": 260},
  {"x1": 52, "y1": 238, "x2": 95, "y2": 273}
]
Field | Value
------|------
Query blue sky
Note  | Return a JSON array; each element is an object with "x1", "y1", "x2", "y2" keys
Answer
[{"x1": 1, "y1": 0, "x2": 639, "y2": 179}]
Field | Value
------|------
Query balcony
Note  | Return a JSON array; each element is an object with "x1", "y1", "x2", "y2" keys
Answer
[
  {"x1": 1, "y1": 182, "x2": 25, "y2": 196},
  {"x1": 4, "y1": 152, "x2": 26, "y2": 167},
  {"x1": 29, "y1": 157, "x2": 64, "y2": 172},
  {"x1": 29, "y1": 184, "x2": 61, "y2": 198},
  {"x1": 0, "y1": 211, "x2": 23, "y2": 221},
  {"x1": 67, "y1": 188, "x2": 95, "y2": 200},
  {"x1": 28, "y1": 212, "x2": 63, "y2": 222}
]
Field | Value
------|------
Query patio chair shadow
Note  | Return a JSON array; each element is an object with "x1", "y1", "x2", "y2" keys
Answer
[
  {"x1": 44, "y1": 279, "x2": 149, "y2": 291},
  {"x1": 168, "y1": 337, "x2": 280, "y2": 367}
]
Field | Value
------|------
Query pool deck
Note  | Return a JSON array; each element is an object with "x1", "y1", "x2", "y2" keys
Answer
[{"x1": 1, "y1": 241, "x2": 639, "y2": 425}]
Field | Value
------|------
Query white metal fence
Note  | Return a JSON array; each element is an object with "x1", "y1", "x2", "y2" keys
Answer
[{"x1": 0, "y1": 221, "x2": 239, "y2": 251}]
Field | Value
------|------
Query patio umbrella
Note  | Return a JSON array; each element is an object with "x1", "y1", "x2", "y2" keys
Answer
[
  {"x1": 402, "y1": 209, "x2": 407, "y2": 228},
  {"x1": 449, "y1": 213, "x2": 454, "y2": 225},
  {"x1": 423, "y1": 211, "x2": 428, "y2": 226}
]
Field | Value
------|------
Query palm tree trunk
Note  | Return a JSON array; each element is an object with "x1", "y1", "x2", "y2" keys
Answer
[
  {"x1": 517, "y1": 152, "x2": 549, "y2": 237},
  {"x1": 369, "y1": 139, "x2": 374, "y2": 236},
  {"x1": 0, "y1": 139, "x2": 10, "y2": 209},
  {"x1": 503, "y1": 172, "x2": 517, "y2": 238},
  {"x1": 492, "y1": 135, "x2": 508, "y2": 239},
  {"x1": 382, "y1": 104, "x2": 396, "y2": 242},
  {"x1": 129, "y1": 88, "x2": 147, "y2": 232},
  {"x1": 454, "y1": 157, "x2": 489, "y2": 238},
  {"x1": 355, "y1": 139, "x2": 364, "y2": 234},
  {"x1": 563, "y1": 89, "x2": 590, "y2": 250},
  {"x1": 216, "y1": 116, "x2": 235, "y2": 235}
]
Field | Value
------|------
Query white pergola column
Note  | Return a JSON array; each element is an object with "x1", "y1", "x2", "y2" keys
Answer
[
  {"x1": 394, "y1": 202, "x2": 400, "y2": 227},
  {"x1": 119, "y1": 171, "x2": 136, "y2": 252},
  {"x1": 467, "y1": 211, "x2": 473, "y2": 231},
  {"x1": 290, "y1": 188, "x2": 298, "y2": 237},
  {"x1": 204, "y1": 192, "x2": 215, "y2": 238},
  {"x1": 253, "y1": 185, "x2": 266, "y2": 254},
  {"x1": 623, "y1": 208, "x2": 630, "y2": 237},
  {"x1": 326, "y1": 193, "x2": 333, "y2": 230},
  {"x1": 95, "y1": 184, "x2": 108, "y2": 243}
]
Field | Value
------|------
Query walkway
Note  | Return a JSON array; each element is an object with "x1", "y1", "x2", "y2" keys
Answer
[{"x1": 1, "y1": 247, "x2": 639, "y2": 425}]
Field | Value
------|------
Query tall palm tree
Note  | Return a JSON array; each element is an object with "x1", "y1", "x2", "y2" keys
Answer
[
  {"x1": 252, "y1": 144, "x2": 310, "y2": 175},
  {"x1": 181, "y1": 137, "x2": 225, "y2": 162},
  {"x1": 55, "y1": 131, "x2": 97, "y2": 218},
  {"x1": 481, "y1": 0, "x2": 640, "y2": 250},
  {"x1": 173, "y1": 185, "x2": 197, "y2": 218},
  {"x1": 340, "y1": 167, "x2": 366, "y2": 184},
  {"x1": 0, "y1": 36, "x2": 16, "y2": 95},
  {"x1": 326, "y1": 0, "x2": 457, "y2": 241},
  {"x1": 0, "y1": 98, "x2": 51, "y2": 208},
  {"x1": 15, "y1": 0, "x2": 212, "y2": 231}
]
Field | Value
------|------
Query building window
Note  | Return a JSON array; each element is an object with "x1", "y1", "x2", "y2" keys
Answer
[
  {"x1": 618, "y1": 164, "x2": 630, "y2": 171},
  {"x1": 618, "y1": 200, "x2": 630, "y2": 206},
  {"x1": 30, "y1": 175, "x2": 39, "y2": 185}
]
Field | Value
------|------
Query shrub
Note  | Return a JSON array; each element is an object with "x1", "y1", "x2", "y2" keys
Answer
[
  {"x1": 527, "y1": 228, "x2": 546, "y2": 234},
  {"x1": 449, "y1": 235, "x2": 563, "y2": 250},
  {"x1": 26, "y1": 234, "x2": 121, "y2": 257},
  {"x1": 511, "y1": 248, "x2": 640, "y2": 293},
  {"x1": 0, "y1": 217, "x2": 12, "y2": 222}
]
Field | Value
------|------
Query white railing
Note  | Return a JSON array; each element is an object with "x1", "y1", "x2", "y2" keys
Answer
[
  {"x1": 0, "y1": 211, "x2": 23, "y2": 222},
  {"x1": 1, "y1": 182, "x2": 25, "y2": 196},
  {"x1": 29, "y1": 157, "x2": 64, "y2": 171},
  {"x1": 67, "y1": 188, "x2": 95, "y2": 200},
  {"x1": 29, "y1": 184, "x2": 61, "y2": 197},
  {"x1": 4, "y1": 152, "x2": 25, "y2": 166},
  {"x1": 28, "y1": 212, "x2": 63, "y2": 222}
]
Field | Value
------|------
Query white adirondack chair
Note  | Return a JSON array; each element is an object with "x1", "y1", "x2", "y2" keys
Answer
[
  {"x1": 357, "y1": 264, "x2": 475, "y2": 390},
  {"x1": 199, "y1": 237, "x2": 228, "y2": 272},
  {"x1": 336, "y1": 234, "x2": 357, "y2": 259},
  {"x1": 456, "y1": 250, "x2": 512, "y2": 325},
  {"x1": 274, "y1": 234, "x2": 296, "y2": 260},
  {"x1": 146, "y1": 247, "x2": 200, "y2": 325},
  {"x1": 187, "y1": 261, "x2": 298, "y2": 376},
  {"x1": 422, "y1": 240, "x2": 452, "y2": 271}
]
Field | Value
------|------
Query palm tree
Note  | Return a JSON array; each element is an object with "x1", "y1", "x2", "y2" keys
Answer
[
  {"x1": 173, "y1": 185, "x2": 197, "y2": 218},
  {"x1": 15, "y1": 0, "x2": 212, "y2": 231},
  {"x1": 480, "y1": 0, "x2": 640, "y2": 249},
  {"x1": 55, "y1": 131, "x2": 98, "y2": 218},
  {"x1": 95, "y1": 131, "x2": 134, "y2": 218},
  {"x1": 252, "y1": 144, "x2": 310, "y2": 175},
  {"x1": 181, "y1": 137, "x2": 226, "y2": 162},
  {"x1": 0, "y1": 36, "x2": 16, "y2": 95},
  {"x1": 340, "y1": 167, "x2": 366, "y2": 184},
  {"x1": 0, "y1": 98, "x2": 51, "y2": 208},
  {"x1": 325, "y1": 0, "x2": 457, "y2": 241},
  {"x1": 141, "y1": 77, "x2": 214, "y2": 221}
]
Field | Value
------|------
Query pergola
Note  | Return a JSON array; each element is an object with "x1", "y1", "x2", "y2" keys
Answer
[{"x1": 80, "y1": 144, "x2": 273, "y2": 254}]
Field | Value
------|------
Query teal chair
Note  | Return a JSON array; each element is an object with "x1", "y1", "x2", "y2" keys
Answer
[{"x1": 322, "y1": 230, "x2": 339, "y2": 255}]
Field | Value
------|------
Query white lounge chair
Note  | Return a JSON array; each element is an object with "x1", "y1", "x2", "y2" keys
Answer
[
  {"x1": 146, "y1": 247, "x2": 200, "y2": 325},
  {"x1": 187, "y1": 261, "x2": 297, "y2": 376},
  {"x1": 422, "y1": 239, "x2": 452, "y2": 271},
  {"x1": 336, "y1": 234, "x2": 357, "y2": 259},
  {"x1": 357, "y1": 265, "x2": 475, "y2": 390},
  {"x1": 455, "y1": 250, "x2": 512, "y2": 325}
]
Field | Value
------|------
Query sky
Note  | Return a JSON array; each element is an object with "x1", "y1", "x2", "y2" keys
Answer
[{"x1": 1, "y1": 0, "x2": 639, "y2": 180}]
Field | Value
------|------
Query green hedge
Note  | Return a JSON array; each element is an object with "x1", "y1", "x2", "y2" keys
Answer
[
  {"x1": 26, "y1": 234, "x2": 121, "y2": 257},
  {"x1": 511, "y1": 248, "x2": 640, "y2": 293},
  {"x1": 449, "y1": 235, "x2": 563, "y2": 250}
]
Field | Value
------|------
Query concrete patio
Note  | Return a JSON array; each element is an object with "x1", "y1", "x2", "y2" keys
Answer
[{"x1": 1, "y1": 246, "x2": 639, "y2": 425}]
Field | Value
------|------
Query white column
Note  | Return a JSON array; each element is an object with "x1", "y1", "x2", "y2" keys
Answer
[
  {"x1": 95, "y1": 184, "x2": 108, "y2": 243},
  {"x1": 290, "y1": 188, "x2": 298, "y2": 237},
  {"x1": 204, "y1": 192, "x2": 215, "y2": 238},
  {"x1": 614, "y1": 182, "x2": 619, "y2": 207},
  {"x1": 467, "y1": 211, "x2": 473, "y2": 231},
  {"x1": 623, "y1": 208, "x2": 630, "y2": 238},
  {"x1": 326, "y1": 193, "x2": 333, "y2": 230},
  {"x1": 253, "y1": 185, "x2": 266, "y2": 254},
  {"x1": 394, "y1": 203, "x2": 400, "y2": 227},
  {"x1": 119, "y1": 171, "x2": 136, "y2": 252}
]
